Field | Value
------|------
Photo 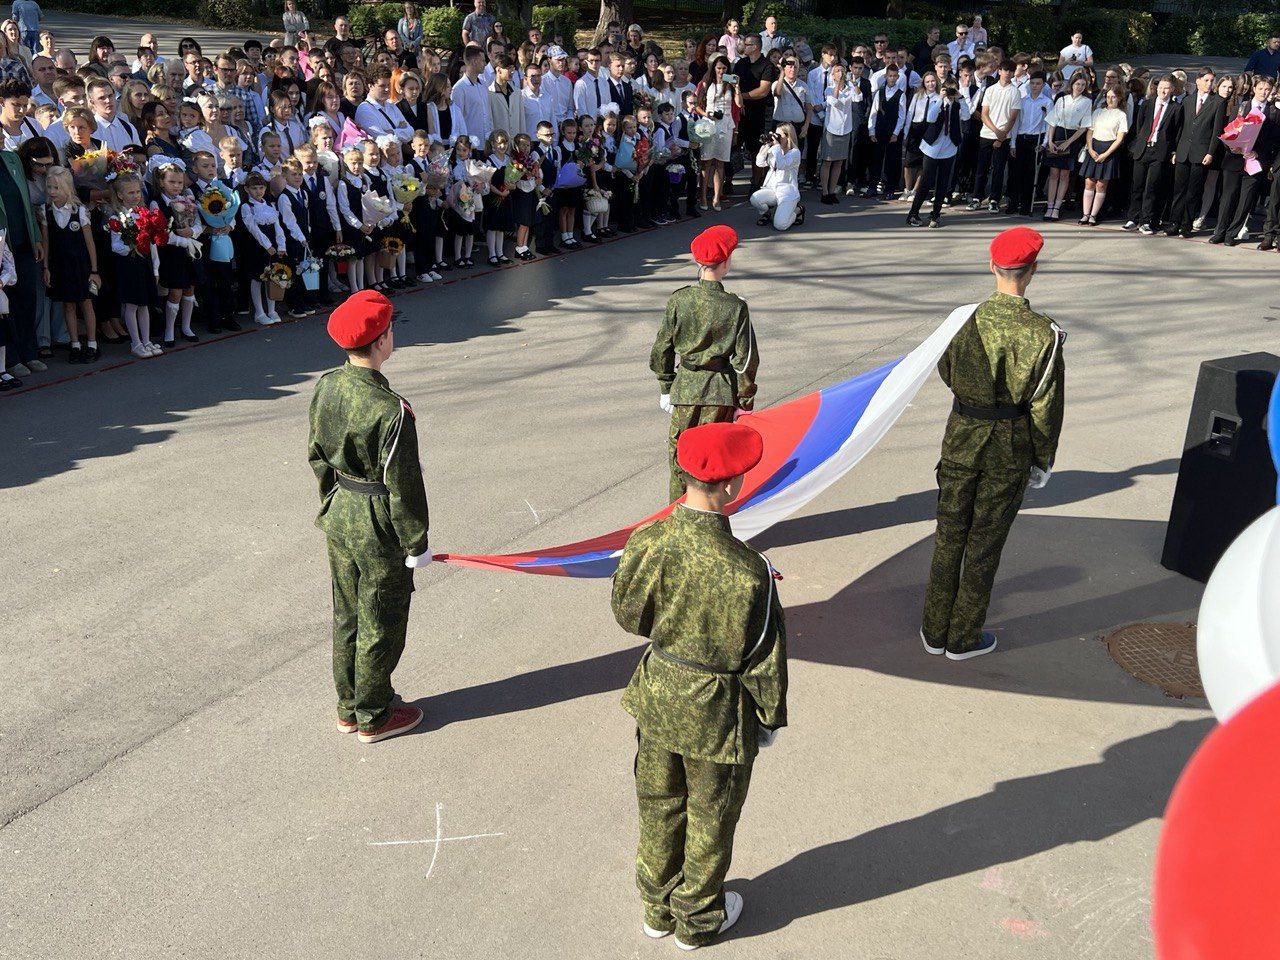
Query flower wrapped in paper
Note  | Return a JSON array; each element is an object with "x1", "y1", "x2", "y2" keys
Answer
[
  {"x1": 105, "y1": 151, "x2": 138, "y2": 182},
  {"x1": 466, "y1": 159, "x2": 496, "y2": 189},
  {"x1": 110, "y1": 205, "x2": 169, "y2": 257},
  {"x1": 1221, "y1": 111, "x2": 1266, "y2": 175},
  {"x1": 390, "y1": 172, "x2": 423, "y2": 205},
  {"x1": 424, "y1": 162, "x2": 449, "y2": 190},
  {"x1": 165, "y1": 195, "x2": 201, "y2": 259},
  {"x1": 633, "y1": 89, "x2": 655, "y2": 114},
  {"x1": 69, "y1": 147, "x2": 116, "y2": 191},
  {"x1": 197, "y1": 182, "x2": 240, "y2": 262},
  {"x1": 361, "y1": 192, "x2": 393, "y2": 229}
]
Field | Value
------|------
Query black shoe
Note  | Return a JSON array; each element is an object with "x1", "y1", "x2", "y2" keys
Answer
[
  {"x1": 1261, "y1": 236, "x2": 1275, "y2": 251},
  {"x1": 84, "y1": 345, "x2": 100, "y2": 362},
  {"x1": 794, "y1": 204, "x2": 805, "y2": 226},
  {"x1": 488, "y1": 255, "x2": 500, "y2": 266},
  {"x1": 223, "y1": 318, "x2": 242, "y2": 331},
  {"x1": 162, "y1": 338, "x2": 175, "y2": 349},
  {"x1": 966, "y1": 199, "x2": 980, "y2": 210},
  {"x1": 181, "y1": 332, "x2": 200, "y2": 343},
  {"x1": 68, "y1": 346, "x2": 84, "y2": 364},
  {"x1": 498, "y1": 255, "x2": 513, "y2": 264},
  {"x1": 1225, "y1": 237, "x2": 1241, "y2": 247},
  {"x1": 0, "y1": 375, "x2": 20, "y2": 390},
  {"x1": 1180, "y1": 229, "x2": 1194, "y2": 239},
  {"x1": 1208, "y1": 234, "x2": 1224, "y2": 244},
  {"x1": 928, "y1": 218, "x2": 942, "y2": 228},
  {"x1": 905, "y1": 215, "x2": 923, "y2": 227}
]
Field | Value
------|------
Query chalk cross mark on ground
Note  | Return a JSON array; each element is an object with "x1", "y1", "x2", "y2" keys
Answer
[{"x1": 368, "y1": 803, "x2": 505, "y2": 880}]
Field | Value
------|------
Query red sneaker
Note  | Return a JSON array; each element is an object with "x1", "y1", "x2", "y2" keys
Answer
[
  {"x1": 357, "y1": 705, "x2": 423, "y2": 743},
  {"x1": 336, "y1": 716, "x2": 358, "y2": 735}
]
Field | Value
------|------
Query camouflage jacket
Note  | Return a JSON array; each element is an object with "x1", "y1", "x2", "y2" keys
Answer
[
  {"x1": 307, "y1": 363, "x2": 430, "y2": 559},
  {"x1": 613, "y1": 506, "x2": 787, "y2": 765},
  {"x1": 650, "y1": 279, "x2": 760, "y2": 410},
  {"x1": 939, "y1": 292, "x2": 1066, "y2": 473}
]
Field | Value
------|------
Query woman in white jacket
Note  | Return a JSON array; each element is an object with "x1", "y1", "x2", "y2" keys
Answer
[{"x1": 750, "y1": 122, "x2": 804, "y2": 230}]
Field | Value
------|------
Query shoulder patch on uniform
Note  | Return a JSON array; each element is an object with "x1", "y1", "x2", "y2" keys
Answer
[
  {"x1": 1050, "y1": 321, "x2": 1067, "y2": 346},
  {"x1": 400, "y1": 398, "x2": 415, "y2": 419}
]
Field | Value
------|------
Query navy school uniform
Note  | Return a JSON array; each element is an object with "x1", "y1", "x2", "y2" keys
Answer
[
  {"x1": 408, "y1": 156, "x2": 443, "y2": 265},
  {"x1": 153, "y1": 192, "x2": 200, "y2": 291},
  {"x1": 483, "y1": 155, "x2": 515, "y2": 232},
  {"x1": 45, "y1": 203, "x2": 93, "y2": 303}
]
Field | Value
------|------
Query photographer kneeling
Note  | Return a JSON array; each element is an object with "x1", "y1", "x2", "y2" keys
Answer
[{"x1": 750, "y1": 123, "x2": 804, "y2": 231}]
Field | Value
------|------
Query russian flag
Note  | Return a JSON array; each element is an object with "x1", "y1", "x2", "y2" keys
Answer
[{"x1": 434, "y1": 304, "x2": 978, "y2": 577}]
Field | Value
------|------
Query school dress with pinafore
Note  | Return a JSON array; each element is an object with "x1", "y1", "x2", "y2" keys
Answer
[
  {"x1": 46, "y1": 202, "x2": 93, "y2": 302},
  {"x1": 338, "y1": 171, "x2": 376, "y2": 257},
  {"x1": 153, "y1": 193, "x2": 199, "y2": 291},
  {"x1": 483, "y1": 154, "x2": 514, "y2": 232},
  {"x1": 110, "y1": 213, "x2": 156, "y2": 308}
]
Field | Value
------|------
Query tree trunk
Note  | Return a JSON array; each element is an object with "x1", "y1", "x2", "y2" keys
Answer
[{"x1": 593, "y1": 0, "x2": 634, "y2": 45}]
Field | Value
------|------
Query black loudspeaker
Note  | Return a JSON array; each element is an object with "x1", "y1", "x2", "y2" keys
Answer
[{"x1": 1161, "y1": 352, "x2": 1280, "y2": 582}]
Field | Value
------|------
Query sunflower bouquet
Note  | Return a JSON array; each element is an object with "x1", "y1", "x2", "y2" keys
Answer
[{"x1": 197, "y1": 183, "x2": 240, "y2": 228}]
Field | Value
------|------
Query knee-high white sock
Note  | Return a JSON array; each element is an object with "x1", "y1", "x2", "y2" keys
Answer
[
  {"x1": 434, "y1": 236, "x2": 444, "y2": 262},
  {"x1": 164, "y1": 300, "x2": 180, "y2": 340},
  {"x1": 494, "y1": 232, "x2": 504, "y2": 257},
  {"x1": 582, "y1": 211, "x2": 594, "y2": 235},
  {"x1": 396, "y1": 250, "x2": 406, "y2": 278},
  {"x1": 1081, "y1": 187, "x2": 1095, "y2": 216},
  {"x1": 349, "y1": 258, "x2": 364, "y2": 291},
  {"x1": 1090, "y1": 187, "x2": 1107, "y2": 217},
  {"x1": 250, "y1": 281, "x2": 265, "y2": 316},
  {"x1": 137, "y1": 306, "x2": 151, "y2": 345},
  {"x1": 464, "y1": 235, "x2": 474, "y2": 257},
  {"x1": 486, "y1": 230, "x2": 498, "y2": 258},
  {"x1": 453, "y1": 235, "x2": 463, "y2": 260},
  {"x1": 122, "y1": 304, "x2": 141, "y2": 346},
  {"x1": 364, "y1": 255, "x2": 379, "y2": 286},
  {"x1": 179, "y1": 295, "x2": 196, "y2": 336}
]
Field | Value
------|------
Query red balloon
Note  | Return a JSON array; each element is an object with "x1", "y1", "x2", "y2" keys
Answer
[{"x1": 1154, "y1": 680, "x2": 1280, "y2": 959}]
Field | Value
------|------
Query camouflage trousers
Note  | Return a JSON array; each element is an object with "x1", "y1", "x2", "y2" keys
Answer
[
  {"x1": 922, "y1": 459, "x2": 1027, "y2": 652},
  {"x1": 668, "y1": 404, "x2": 736, "y2": 503},
  {"x1": 327, "y1": 537, "x2": 414, "y2": 732},
  {"x1": 634, "y1": 731, "x2": 753, "y2": 947}
]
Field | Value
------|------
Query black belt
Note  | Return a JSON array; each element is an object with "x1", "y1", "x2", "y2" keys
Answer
[
  {"x1": 953, "y1": 398, "x2": 1028, "y2": 421},
  {"x1": 337, "y1": 473, "x2": 390, "y2": 496},
  {"x1": 650, "y1": 643, "x2": 740, "y2": 675}
]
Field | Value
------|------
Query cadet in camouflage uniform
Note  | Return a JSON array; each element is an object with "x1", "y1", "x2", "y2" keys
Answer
[
  {"x1": 651, "y1": 225, "x2": 760, "y2": 503},
  {"x1": 612, "y1": 421, "x2": 787, "y2": 950},
  {"x1": 922, "y1": 227, "x2": 1066, "y2": 660},
  {"x1": 308, "y1": 291, "x2": 432, "y2": 743}
]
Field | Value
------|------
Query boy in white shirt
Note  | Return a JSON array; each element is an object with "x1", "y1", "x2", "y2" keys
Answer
[{"x1": 967, "y1": 58, "x2": 1020, "y2": 212}]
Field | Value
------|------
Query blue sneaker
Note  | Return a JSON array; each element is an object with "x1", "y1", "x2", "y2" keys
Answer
[
  {"x1": 919, "y1": 628, "x2": 945, "y2": 656},
  {"x1": 946, "y1": 631, "x2": 998, "y2": 661}
]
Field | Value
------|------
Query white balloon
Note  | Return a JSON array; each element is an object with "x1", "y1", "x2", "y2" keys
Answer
[{"x1": 1197, "y1": 506, "x2": 1280, "y2": 721}]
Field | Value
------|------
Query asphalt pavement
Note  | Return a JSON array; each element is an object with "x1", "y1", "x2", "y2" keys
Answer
[{"x1": 2, "y1": 61, "x2": 1264, "y2": 957}]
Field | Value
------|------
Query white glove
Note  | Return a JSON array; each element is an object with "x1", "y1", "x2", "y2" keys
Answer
[
  {"x1": 404, "y1": 549, "x2": 434, "y2": 568},
  {"x1": 758, "y1": 727, "x2": 780, "y2": 748},
  {"x1": 733, "y1": 407, "x2": 752, "y2": 421},
  {"x1": 658, "y1": 394, "x2": 673, "y2": 413},
  {"x1": 1028, "y1": 466, "x2": 1051, "y2": 490}
]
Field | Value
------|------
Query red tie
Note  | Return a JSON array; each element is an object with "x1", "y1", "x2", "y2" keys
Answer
[{"x1": 1149, "y1": 103, "x2": 1163, "y2": 143}]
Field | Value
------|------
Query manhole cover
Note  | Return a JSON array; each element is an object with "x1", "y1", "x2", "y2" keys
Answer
[{"x1": 1105, "y1": 622, "x2": 1204, "y2": 699}]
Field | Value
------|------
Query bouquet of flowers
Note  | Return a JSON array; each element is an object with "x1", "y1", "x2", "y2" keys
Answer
[
  {"x1": 632, "y1": 138, "x2": 652, "y2": 199},
  {"x1": 325, "y1": 243, "x2": 355, "y2": 260},
  {"x1": 1221, "y1": 111, "x2": 1266, "y2": 175},
  {"x1": 457, "y1": 184, "x2": 477, "y2": 217},
  {"x1": 260, "y1": 261, "x2": 293, "y2": 300},
  {"x1": 424, "y1": 162, "x2": 449, "y2": 190},
  {"x1": 165, "y1": 194, "x2": 202, "y2": 259},
  {"x1": 361, "y1": 193, "x2": 392, "y2": 229},
  {"x1": 69, "y1": 147, "x2": 117, "y2": 191},
  {"x1": 108, "y1": 206, "x2": 168, "y2": 257},
  {"x1": 390, "y1": 171, "x2": 423, "y2": 206},
  {"x1": 536, "y1": 191, "x2": 552, "y2": 216},
  {"x1": 378, "y1": 234, "x2": 404, "y2": 268},
  {"x1": 633, "y1": 89, "x2": 655, "y2": 113},
  {"x1": 508, "y1": 148, "x2": 541, "y2": 189},
  {"x1": 692, "y1": 116, "x2": 716, "y2": 142},
  {"x1": 105, "y1": 152, "x2": 138, "y2": 182},
  {"x1": 297, "y1": 254, "x2": 323, "y2": 290},
  {"x1": 197, "y1": 182, "x2": 240, "y2": 262},
  {"x1": 466, "y1": 159, "x2": 496, "y2": 190},
  {"x1": 575, "y1": 138, "x2": 605, "y2": 169}
]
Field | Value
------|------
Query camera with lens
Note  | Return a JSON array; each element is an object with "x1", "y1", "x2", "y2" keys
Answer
[
  {"x1": 760, "y1": 132, "x2": 779, "y2": 145},
  {"x1": 710, "y1": 110, "x2": 724, "y2": 120}
]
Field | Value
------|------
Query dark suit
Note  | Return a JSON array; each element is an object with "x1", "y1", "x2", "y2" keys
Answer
[
  {"x1": 1168, "y1": 91, "x2": 1226, "y2": 232},
  {"x1": 1212, "y1": 101, "x2": 1280, "y2": 243},
  {"x1": 1125, "y1": 96, "x2": 1182, "y2": 227},
  {"x1": 607, "y1": 76, "x2": 634, "y2": 119}
]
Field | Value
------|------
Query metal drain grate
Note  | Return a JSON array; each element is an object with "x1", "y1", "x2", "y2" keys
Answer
[{"x1": 1105, "y1": 622, "x2": 1204, "y2": 699}]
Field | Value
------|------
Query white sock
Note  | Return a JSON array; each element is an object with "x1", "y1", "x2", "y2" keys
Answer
[
  {"x1": 179, "y1": 295, "x2": 196, "y2": 336},
  {"x1": 396, "y1": 250, "x2": 406, "y2": 278},
  {"x1": 87, "y1": 339, "x2": 97, "y2": 349},
  {"x1": 514, "y1": 245, "x2": 528, "y2": 254},
  {"x1": 434, "y1": 236, "x2": 444, "y2": 262},
  {"x1": 164, "y1": 300, "x2": 179, "y2": 340},
  {"x1": 486, "y1": 231, "x2": 498, "y2": 258},
  {"x1": 464, "y1": 235, "x2": 474, "y2": 258},
  {"x1": 137, "y1": 306, "x2": 151, "y2": 345},
  {"x1": 122, "y1": 304, "x2": 141, "y2": 346},
  {"x1": 453, "y1": 235, "x2": 464, "y2": 260},
  {"x1": 494, "y1": 233, "x2": 504, "y2": 257},
  {"x1": 250, "y1": 281, "x2": 265, "y2": 316},
  {"x1": 582, "y1": 212, "x2": 594, "y2": 235}
]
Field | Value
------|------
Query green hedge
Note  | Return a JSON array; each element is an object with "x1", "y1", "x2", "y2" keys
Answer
[
  {"x1": 347, "y1": 3, "x2": 400, "y2": 37},
  {"x1": 707, "y1": 8, "x2": 934, "y2": 51},
  {"x1": 422, "y1": 5, "x2": 463, "y2": 45},
  {"x1": 532, "y1": 4, "x2": 578, "y2": 44},
  {"x1": 1189, "y1": 13, "x2": 1280, "y2": 57}
]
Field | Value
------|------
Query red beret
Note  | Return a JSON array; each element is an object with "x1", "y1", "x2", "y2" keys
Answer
[
  {"x1": 677, "y1": 421, "x2": 764, "y2": 484},
  {"x1": 690, "y1": 224, "x2": 739, "y2": 266},
  {"x1": 327, "y1": 290, "x2": 393, "y2": 349},
  {"x1": 989, "y1": 226, "x2": 1044, "y2": 269}
]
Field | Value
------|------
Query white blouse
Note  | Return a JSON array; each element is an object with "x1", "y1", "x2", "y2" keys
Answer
[
  {"x1": 240, "y1": 197, "x2": 285, "y2": 251},
  {"x1": 1047, "y1": 94, "x2": 1093, "y2": 130},
  {"x1": 1089, "y1": 106, "x2": 1129, "y2": 142}
]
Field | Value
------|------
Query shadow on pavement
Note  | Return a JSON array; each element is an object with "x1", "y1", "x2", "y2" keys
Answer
[{"x1": 733, "y1": 717, "x2": 1212, "y2": 938}]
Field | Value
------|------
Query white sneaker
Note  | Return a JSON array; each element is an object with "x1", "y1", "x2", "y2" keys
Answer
[
  {"x1": 429, "y1": 271, "x2": 443, "y2": 281},
  {"x1": 130, "y1": 342, "x2": 152, "y2": 358},
  {"x1": 1192, "y1": 216, "x2": 1206, "y2": 231},
  {"x1": 642, "y1": 922, "x2": 670, "y2": 939},
  {"x1": 146, "y1": 341, "x2": 163, "y2": 356},
  {"x1": 416, "y1": 273, "x2": 434, "y2": 284},
  {"x1": 845, "y1": 186, "x2": 856, "y2": 195},
  {"x1": 254, "y1": 313, "x2": 274, "y2": 326},
  {"x1": 675, "y1": 891, "x2": 742, "y2": 950},
  {"x1": 1237, "y1": 224, "x2": 1250, "y2": 241}
]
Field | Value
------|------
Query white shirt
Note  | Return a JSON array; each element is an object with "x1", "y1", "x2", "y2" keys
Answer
[
  {"x1": 94, "y1": 113, "x2": 142, "y2": 151},
  {"x1": 1059, "y1": 44, "x2": 1093, "y2": 78},
  {"x1": 920, "y1": 97, "x2": 971, "y2": 160},
  {"x1": 1046, "y1": 93, "x2": 1093, "y2": 131},
  {"x1": 542, "y1": 70, "x2": 573, "y2": 126},
  {"x1": 573, "y1": 69, "x2": 609, "y2": 117},
  {"x1": 868, "y1": 86, "x2": 907, "y2": 137},
  {"x1": 276, "y1": 187, "x2": 309, "y2": 246},
  {"x1": 240, "y1": 196, "x2": 285, "y2": 251},
  {"x1": 822, "y1": 84, "x2": 857, "y2": 136},
  {"x1": 30, "y1": 85, "x2": 55, "y2": 109},
  {"x1": 979, "y1": 82, "x2": 1020, "y2": 140},
  {"x1": 773, "y1": 76, "x2": 808, "y2": 123},
  {"x1": 521, "y1": 86, "x2": 556, "y2": 140},
  {"x1": 755, "y1": 142, "x2": 800, "y2": 198},
  {"x1": 355, "y1": 97, "x2": 414, "y2": 142},
  {"x1": 806, "y1": 63, "x2": 835, "y2": 125},
  {"x1": 1016, "y1": 90, "x2": 1054, "y2": 137},
  {"x1": 1, "y1": 117, "x2": 40, "y2": 150},
  {"x1": 452, "y1": 74, "x2": 492, "y2": 146},
  {"x1": 262, "y1": 116, "x2": 306, "y2": 157},
  {"x1": 947, "y1": 39, "x2": 975, "y2": 63},
  {"x1": 870, "y1": 68, "x2": 914, "y2": 99}
]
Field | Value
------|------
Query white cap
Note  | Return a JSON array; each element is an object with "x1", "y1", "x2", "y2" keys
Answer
[{"x1": 547, "y1": 45, "x2": 568, "y2": 59}]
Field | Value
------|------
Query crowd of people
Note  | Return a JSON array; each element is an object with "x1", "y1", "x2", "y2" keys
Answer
[{"x1": 0, "y1": 6, "x2": 1274, "y2": 392}]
